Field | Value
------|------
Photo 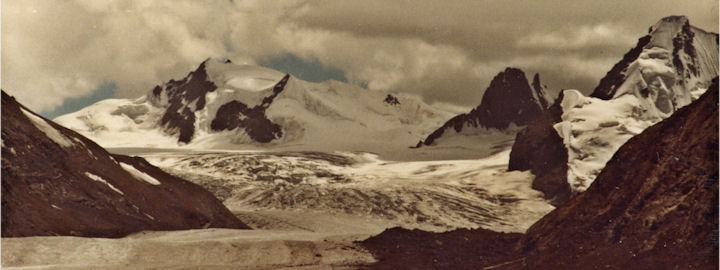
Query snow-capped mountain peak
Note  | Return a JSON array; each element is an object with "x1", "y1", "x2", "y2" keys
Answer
[
  {"x1": 55, "y1": 59, "x2": 452, "y2": 154},
  {"x1": 593, "y1": 16, "x2": 718, "y2": 117},
  {"x1": 418, "y1": 67, "x2": 548, "y2": 147},
  {"x1": 647, "y1": 15, "x2": 691, "y2": 49}
]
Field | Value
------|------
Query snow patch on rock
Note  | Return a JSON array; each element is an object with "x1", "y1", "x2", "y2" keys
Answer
[
  {"x1": 85, "y1": 172, "x2": 125, "y2": 195},
  {"x1": 119, "y1": 162, "x2": 161, "y2": 185},
  {"x1": 21, "y1": 108, "x2": 74, "y2": 147}
]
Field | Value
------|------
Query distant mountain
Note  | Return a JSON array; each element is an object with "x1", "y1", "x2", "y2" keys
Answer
[
  {"x1": 362, "y1": 77, "x2": 718, "y2": 270},
  {"x1": 1, "y1": 90, "x2": 249, "y2": 237},
  {"x1": 55, "y1": 59, "x2": 451, "y2": 153},
  {"x1": 418, "y1": 68, "x2": 549, "y2": 146},
  {"x1": 510, "y1": 16, "x2": 719, "y2": 203}
]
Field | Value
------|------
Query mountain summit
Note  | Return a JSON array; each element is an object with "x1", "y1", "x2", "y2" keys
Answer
[
  {"x1": 56, "y1": 59, "x2": 450, "y2": 155},
  {"x1": 475, "y1": 68, "x2": 548, "y2": 129},
  {"x1": 148, "y1": 59, "x2": 291, "y2": 144},
  {"x1": 419, "y1": 67, "x2": 549, "y2": 146},
  {"x1": 510, "y1": 16, "x2": 718, "y2": 203},
  {"x1": 592, "y1": 15, "x2": 718, "y2": 116}
]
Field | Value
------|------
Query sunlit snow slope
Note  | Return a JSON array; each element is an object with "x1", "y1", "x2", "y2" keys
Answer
[{"x1": 55, "y1": 59, "x2": 452, "y2": 157}]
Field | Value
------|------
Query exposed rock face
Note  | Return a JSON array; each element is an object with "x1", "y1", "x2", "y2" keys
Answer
[
  {"x1": 383, "y1": 94, "x2": 400, "y2": 106},
  {"x1": 508, "y1": 91, "x2": 569, "y2": 205},
  {"x1": 510, "y1": 16, "x2": 718, "y2": 203},
  {"x1": 151, "y1": 61, "x2": 218, "y2": 143},
  {"x1": 1, "y1": 91, "x2": 249, "y2": 238},
  {"x1": 419, "y1": 115, "x2": 467, "y2": 146},
  {"x1": 476, "y1": 68, "x2": 547, "y2": 129},
  {"x1": 210, "y1": 75, "x2": 289, "y2": 143},
  {"x1": 362, "y1": 78, "x2": 718, "y2": 270},
  {"x1": 531, "y1": 73, "x2": 550, "y2": 109},
  {"x1": 521, "y1": 78, "x2": 718, "y2": 269},
  {"x1": 420, "y1": 68, "x2": 548, "y2": 146}
]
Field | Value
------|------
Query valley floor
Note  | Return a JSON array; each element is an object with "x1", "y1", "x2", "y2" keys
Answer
[
  {"x1": 2, "y1": 146, "x2": 554, "y2": 269},
  {"x1": 2, "y1": 227, "x2": 375, "y2": 269}
]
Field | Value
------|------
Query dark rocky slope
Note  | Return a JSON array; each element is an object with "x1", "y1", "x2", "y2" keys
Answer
[
  {"x1": 210, "y1": 74, "x2": 290, "y2": 143},
  {"x1": 419, "y1": 68, "x2": 548, "y2": 146},
  {"x1": 362, "y1": 79, "x2": 718, "y2": 269},
  {"x1": 150, "y1": 59, "x2": 290, "y2": 143},
  {"x1": 2, "y1": 91, "x2": 249, "y2": 238},
  {"x1": 508, "y1": 91, "x2": 570, "y2": 205}
]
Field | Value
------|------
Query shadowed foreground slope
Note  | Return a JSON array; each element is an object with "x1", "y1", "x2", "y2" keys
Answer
[{"x1": 1, "y1": 91, "x2": 249, "y2": 238}]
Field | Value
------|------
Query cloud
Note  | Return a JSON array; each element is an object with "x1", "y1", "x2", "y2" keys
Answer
[
  {"x1": 42, "y1": 81, "x2": 116, "y2": 119},
  {"x1": 517, "y1": 24, "x2": 638, "y2": 50},
  {"x1": 273, "y1": 26, "x2": 495, "y2": 104},
  {"x1": 260, "y1": 53, "x2": 348, "y2": 83},
  {"x1": 2, "y1": 0, "x2": 717, "y2": 113},
  {"x1": 1, "y1": 0, "x2": 282, "y2": 111}
]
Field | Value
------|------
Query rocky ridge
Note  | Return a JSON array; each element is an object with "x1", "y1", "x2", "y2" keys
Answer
[{"x1": 419, "y1": 68, "x2": 549, "y2": 146}]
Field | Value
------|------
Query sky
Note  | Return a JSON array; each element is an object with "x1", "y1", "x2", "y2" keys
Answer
[{"x1": 2, "y1": 0, "x2": 718, "y2": 117}]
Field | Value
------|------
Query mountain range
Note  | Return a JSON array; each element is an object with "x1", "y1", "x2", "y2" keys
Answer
[
  {"x1": 55, "y1": 59, "x2": 452, "y2": 155},
  {"x1": 53, "y1": 16, "x2": 719, "y2": 202}
]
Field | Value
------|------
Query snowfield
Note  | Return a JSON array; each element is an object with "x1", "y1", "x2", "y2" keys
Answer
[{"x1": 554, "y1": 90, "x2": 659, "y2": 192}]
